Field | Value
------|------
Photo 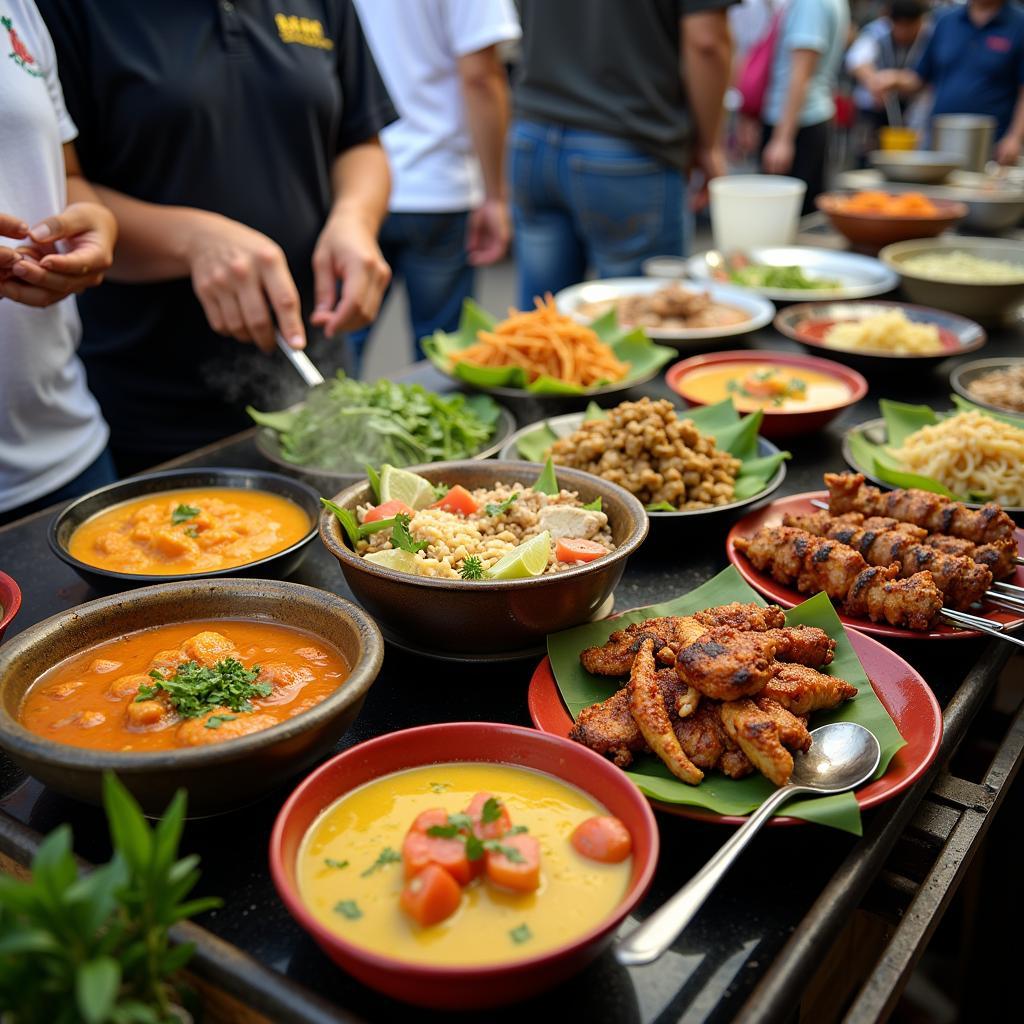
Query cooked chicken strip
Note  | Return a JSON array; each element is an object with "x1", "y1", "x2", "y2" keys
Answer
[
  {"x1": 825, "y1": 472, "x2": 1015, "y2": 545},
  {"x1": 721, "y1": 697, "x2": 811, "y2": 787},
  {"x1": 673, "y1": 700, "x2": 753, "y2": 778},
  {"x1": 629, "y1": 639, "x2": 703, "y2": 784},
  {"x1": 675, "y1": 625, "x2": 835, "y2": 701},
  {"x1": 761, "y1": 663, "x2": 858, "y2": 714},
  {"x1": 924, "y1": 535, "x2": 1019, "y2": 581},
  {"x1": 691, "y1": 602, "x2": 787, "y2": 633}
]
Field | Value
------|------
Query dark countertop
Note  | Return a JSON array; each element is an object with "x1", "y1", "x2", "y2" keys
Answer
[{"x1": 1, "y1": 321, "x2": 1020, "y2": 1024}]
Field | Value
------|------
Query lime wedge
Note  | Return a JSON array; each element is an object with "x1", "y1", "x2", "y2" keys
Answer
[
  {"x1": 364, "y1": 548, "x2": 422, "y2": 575},
  {"x1": 487, "y1": 531, "x2": 551, "y2": 580},
  {"x1": 379, "y1": 464, "x2": 436, "y2": 510}
]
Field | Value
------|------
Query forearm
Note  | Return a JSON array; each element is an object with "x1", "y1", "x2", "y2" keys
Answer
[
  {"x1": 327, "y1": 138, "x2": 390, "y2": 230},
  {"x1": 1004, "y1": 87, "x2": 1024, "y2": 141},
  {"x1": 771, "y1": 49, "x2": 818, "y2": 141},
  {"x1": 682, "y1": 12, "x2": 732, "y2": 151},
  {"x1": 460, "y1": 50, "x2": 510, "y2": 200}
]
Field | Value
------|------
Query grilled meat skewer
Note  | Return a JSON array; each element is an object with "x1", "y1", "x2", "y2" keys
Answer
[
  {"x1": 733, "y1": 525, "x2": 944, "y2": 630},
  {"x1": 825, "y1": 472, "x2": 1015, "y2": 545}
]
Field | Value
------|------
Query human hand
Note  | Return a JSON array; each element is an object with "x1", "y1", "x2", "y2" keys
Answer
[
  {"x1": 0, "y1": 212, "x2": 29, "y2": 284},
  {"x1": 734, "y1": 115, "x2": 762, "y2": 158},
  {"x1": 187, "y1": 213, "x2": 305, "y2": 353},
  {"x1": 995, "y1": 133, "x2": 1022, "y2": 167},
  {"x1": 465, "y1": 198, "x2": 511, "y2": 266},
  {"x1": 761, "y1": 134, "x2": 795, "y2": 176},
  {"x1": 689, "y1": 144, "x2": 728, "y2": 211},
  {"x1": 0, "y1": 203, "x2": 115, "y2": 307},
  {"x1": 310, "y1": 211, "x2": 391, "y2": 337}
]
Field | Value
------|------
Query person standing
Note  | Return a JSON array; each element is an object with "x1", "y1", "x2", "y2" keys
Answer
[
  {"x1": 348, "y1": 0, "x2": 520, "y2": 373},
  {"x1": 0, "y1": 0, "x2": 118, "y2": 523},
  {"x1": 509, "y1": 0, "x2": 733, "y2": 309},
  {"x1": 760, "y1": 0, "x2": 850, "y2": 211},
  {"x1": 893, "y1": 0, "x2": 1024, "y2": 165},
  {"x1": 38, "y1": 1, "x2": 396, "y2": 473}
]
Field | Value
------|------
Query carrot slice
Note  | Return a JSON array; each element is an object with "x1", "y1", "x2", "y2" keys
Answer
[
  {"x1": 409, "y1": 808, "x2": 449, "y2": 835},
  {"x1": 484, "y1": 834, "x2": 541, "y2": 892},
  {"x1": 400, "y1": 863, "x2": 462, "y2": 927},
  {"x1": 466, "y1": 791, "x2": 511, "y2": 840},
  {"x1": 555, "y1": 538, "x2": 607, "y2": 563},
  {"x1": 430, "y1": 485, "x2": 478, "y2": 515},
  {"x1": 402, "y1": 827, "x2": 479, "y2": 884},
  {"x1": 570, "y1": 816, "x2": 632, "y2": 863},
  {"x1": 363, "y1": 500, "x2": 415, "y2": 524}
]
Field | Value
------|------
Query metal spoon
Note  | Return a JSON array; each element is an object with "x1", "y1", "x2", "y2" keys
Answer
[
  {"x1": 275, "y1": 329, "x2": 325, "y2": 388},
  {"x1": 614, "y1": 722, "x2": 881, "y2": 966}
]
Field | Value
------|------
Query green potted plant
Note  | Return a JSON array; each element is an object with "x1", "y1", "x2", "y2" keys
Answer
[{"x1": 0, "y1": 774, "x2": 221, "y2": 1023}]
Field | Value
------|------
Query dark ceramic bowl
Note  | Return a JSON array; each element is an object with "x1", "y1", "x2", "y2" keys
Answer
[
  {"x1": 49, "y1": 467, "x2": 322, "y2": 592},
  {"x1": 950, "y1": 357, "x2": 1024, "y2": 417},
  {"x1": 270, "y1": 722, "x2": 659, "y2": 1010},
  {"x1": 254, "y1": 402, "x2": 518, "y2": 495},
  {"x1": 0, "y1": 578, "x2": 383, "y2": 814},
  {"x1": 0, "y1": 570, "x2": 22, "y2": 644},
  {"x1": 319, "y1": 461, "x2": 648, "y2": 655},
  {"x1": 816, "y1": 193, "x2": 967, "y2": 253}
]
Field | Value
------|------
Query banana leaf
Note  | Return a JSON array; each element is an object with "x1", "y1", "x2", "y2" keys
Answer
[
  {"x1": 421, "y1": 300, "x2": 677, "y2": 395},
  {"x1": 515, "y1": 398, "x2": 790, "y2": 509},
  {"x1": 546, "y1": 566, "x2": 906, "y2": 834}
]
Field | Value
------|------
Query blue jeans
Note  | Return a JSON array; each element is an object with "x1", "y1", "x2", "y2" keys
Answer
[
  {"x1": 347, "y1": 210, "x2": 474, "y2": 374},
  {"x1": 0, "y1": 446, "x2": 117, "y2": 525},
  {"x1": 509, "y1": 120, "x2": 687, "y2": 309}
]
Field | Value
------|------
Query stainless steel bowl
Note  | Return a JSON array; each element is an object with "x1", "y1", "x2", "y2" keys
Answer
[{"x1": 869, "y1": 150, "x2": 963, "y2": 185}]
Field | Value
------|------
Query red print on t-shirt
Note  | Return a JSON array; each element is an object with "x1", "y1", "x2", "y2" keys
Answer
[{"x1": 987, "y1": 35, "x2": 1012, "y2": 53}]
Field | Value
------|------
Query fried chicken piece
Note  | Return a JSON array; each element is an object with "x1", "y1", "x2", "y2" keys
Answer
[
  {"x1": 734, "y1": 525, "x2": 943, "y2": 629},
  {"x1": 673, "y1": 700, "x2": 755, "y2": 778},
  {"x1": 825, "y1": 472, "x2": 1015, "y2": 545},
  {"x1": 691, "y1": 602, "x2": 787, "y2": 633},
  {"x1": 924, "y1": 535, "x2": 1019, "y2": 581},
  {"x1": 721, "y1": 697, "x2": 811, "y2": 786},
  {"x1": 568, "y1": 667, "x2": 688, "y2": 767},
  {"x1": 762, "y1": 663, "x2": 858, "y2": 714},
  {"x1": 676, "y1": 625, "x2": 836, "y2": 701},
  {"x1": 629, "y1": 639, "x2": 703, "y2": 784},
  {"x1": 580, "y1": 616, "x2": 706, "y2": 676}
]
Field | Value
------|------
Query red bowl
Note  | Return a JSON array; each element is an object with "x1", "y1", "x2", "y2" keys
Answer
[
  {"x1": 665, "y1": 349, "x2": 868, "y2": 439},
  {"x1": 269, "y1": 722, "x2": 659, "y2": 1010},
  {"x1": 0, "y1": 571, "x2": 22, "y2": 644},
  {"x1": 816, "y1": 193, "x2": 968, "y2": 253}
]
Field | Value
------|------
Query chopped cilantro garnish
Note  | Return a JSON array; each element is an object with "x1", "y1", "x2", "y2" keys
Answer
[
  {"x1": 458, "y1": 555, "x2": 490, "y2": 580},
  {"x1": 334, "y1": 900, "x2": 362, "y2": 920},
  {"x1": 390, "y1": 513, "x2": 428, "y2": 554},
  {"x1": 432, "y1": 483, "x2": 450, "y2": 501},
  {"x1": 360, "y1": 847, "x2": 401, "y2": 877},
  {"x1": 509, "y1": 923, "x2": 532, "y2": 944},
  {"x1": 203, "y1": 713, "x2": 237, "y2": 730},
  {"x1": 506, "y1": 824, "x2": 528, "y2": 836},
  {"x1": 171, "y1": 504, "x2": 201, "y2": 525},
  {"x1": 136, "y1": 658, "x2": 269, "y2": 719},
  {"x1": 484, "y1": 840, "x2": 525, "y2": 863},
  {"x1": 426, "y1": 809, "x2": 524, "y2": 863},
  {"x1": 185, "y1": 526, "x2": 199, "y2": 539},
  {"x1": 485, "y1": 492, "x2": 518, "y2": 517},
  {"x1": 481, "y1": 797, "x2": 503, "y2": 824},
  {"x1": 324, "y1": 858, "x2": 349, "y2": 870},
  {"x1": 429, "y1": 782, "x2": 451, "y2": 793}
]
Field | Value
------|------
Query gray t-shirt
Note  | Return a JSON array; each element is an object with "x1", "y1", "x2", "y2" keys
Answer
[
  {"x1": 513, "y1": 0, "x2": 734, "y2": 171},
  {"x1": 0, "y1": 0, "x2": 107, "y2": 512}
]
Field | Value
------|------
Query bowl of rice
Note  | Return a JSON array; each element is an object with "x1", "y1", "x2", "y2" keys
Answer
[
  {"x1": 951, "y1": 358, "x2": 1024, "y2": 416},
  {"x1": 319, "y1": 461, "x2": 648, "y2": 656},
  {"x1": 880, "y1": 237, "x2": 1024, "y2": 322}
]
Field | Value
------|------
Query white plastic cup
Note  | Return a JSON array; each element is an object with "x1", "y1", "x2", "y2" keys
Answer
[{"x1": 709, "y1": 175, "x2": 807, "y2": 250}]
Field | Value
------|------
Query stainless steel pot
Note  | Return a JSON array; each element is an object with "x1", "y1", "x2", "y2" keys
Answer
[{"x1": 933, "y1": 115, "x2": 996, "y2": 173}]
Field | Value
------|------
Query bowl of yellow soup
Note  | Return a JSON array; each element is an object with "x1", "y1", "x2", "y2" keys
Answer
[
  {"x1": 666, "y1": 350, "x2": 868, "y2": 439},
  {"x1": 50, "y1": 468, "x2": 321, "y2": 591},
  {"x1": 270, "y1": 721, "x2": 658, "y2": 1009}
]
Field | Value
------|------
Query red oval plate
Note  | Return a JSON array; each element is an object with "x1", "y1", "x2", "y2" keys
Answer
[
  {"x1": 528, "y1": 628, "x2": 942, "y2": 826},
  {"x1": 726, "y1": 492, "x2": 1024, "y2": 640}
]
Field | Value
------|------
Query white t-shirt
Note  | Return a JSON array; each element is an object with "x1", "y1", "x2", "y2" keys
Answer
[
  {"x1": 352, "y1": 0, "x2": 520, "y2": 213},
  {"x1": 0, "y1": 0, "x2": 108, "y2": 512}
]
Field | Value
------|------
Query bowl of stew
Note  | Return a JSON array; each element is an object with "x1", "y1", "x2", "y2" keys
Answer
[
  {"x1": 0, "y1": 570, "x2": 22, "y2": 644},
  {"x1": 270, "y1": 721, "x2": 658, "y2": 1009},
  {"x1": 0, "y1": 578, "x2": 383, "y2": 814},
  {"x1": 49, "y1": 467, "x2": 322, "y2": 592}
]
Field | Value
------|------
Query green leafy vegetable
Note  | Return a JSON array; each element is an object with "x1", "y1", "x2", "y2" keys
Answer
[
  {"x1": 506, "y1": 824, "x2": 529, "y2": 836},
  {"x1": 458, "y1": 556, "x2": 490, "y2": 580},
  {"x1": 184, "y1": 526, "x2": 199, "y2": 539},
  {"x1": 509, "y1": 924, "x2": 532, "y2": 944},
  {"x1": 170, "y1": 504, "x2": 200, "y2": 525},
  {"x1": 481, "y1": 797, "x2": 503, "y2": 824},
  {"x1": 432, "y1": 483, "x2": 450, "y2": 501},
  {"x1": 426, "y1": 812, "x2": 523, "y2": 862},
  {"x1": 728, "y1": 264, "x2": 839, "y2": 290},
  {"x1": 360, "y1": 847, "x2": 401, "y2": 877},
  {"x1": 582, "y1": 497, "x2": 602, "y2": 512},
  {"x1": 203, "y1": 714, "x2": 237, "y2": 730},
  {"x1": 324, "y1": 858, "x2": 349, "y2": 870},
  {"x1": 137, "y1": 658, "x2": 270, "y2": 719},
  {"x1": 334, "y1": 900, "x2": 362, "y2": 920},
  {"x1": 485, "y1": 492, "x2": 519, "y2": 517},
  {"x1": 391, "y1": 513, "x2": 428, "y2": 554},
  {"x1": 321, "y1": 499, "x2": 403, "y2": 547},
  {"x1": 247, "y1": 373, "x2": 500, "y2": 473},
  {"x1": 534, "y1": 457, "x2": 559, "y2": 496},
  {"x1": 366, "y1": 464, "x2": 381, "y2": 502}
]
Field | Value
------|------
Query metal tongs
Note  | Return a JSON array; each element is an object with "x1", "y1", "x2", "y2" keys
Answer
[{"x1": 275, "y1": 329, "x2": 324, "y2": 388}]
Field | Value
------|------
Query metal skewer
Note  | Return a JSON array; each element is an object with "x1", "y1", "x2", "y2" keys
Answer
[
  {"x1": 942, "y1": 610, "x2": 1024, "y2": 648},
  {"x1": 941, "y1": 607, "x2": 1005, "y2": 629},
  {"x1": 983, "y1": 593, "x2": 1024, "y2": 615}
]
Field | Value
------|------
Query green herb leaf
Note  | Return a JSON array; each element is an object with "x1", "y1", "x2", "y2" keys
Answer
[
  {"x1": 170, "y1": 504, "x2": 200, "y2": 525},
  {"x1": 203, "y1": 714, "x2": 237, "y2": 730},
  {"x1": 485, "y1": 492, "x2": 519, "y2": 517},
  {"x1": 324, "y1": 858, "x2": 349, "y2": 870},
  {"x1": 139, "y1": 658, "x2": 267, "y2": 719},
  {"x1": 534, "y1": 457, "x2": 559, "y2": 496},
  {"x1": 334, "y1": 900, "x2": 362, "y2": 920},
  {"x1": 483, "y1": 840, "x2": 525, "y2": 863},
  {"x1": 464, "y1": 833, "x2": 485, "y2": 862},
  {"x1": 366, "y1": 464, "x2": 381, "y2": 503},
  {"x1": 509, "y1": 923, "x2": 532, "y2": 944},
  {"x1": 432, "y1": 483, "x2": 450, "y2": 501},
  {"x1": 645, "y1": 500, "x2": 678, "y2": 512},
  {"x1": 429, "y1": 782, "x2": 451, "y2": 793},
  {"x1": 76, "y1": 957, "x2": 121, "y2": 1024},
  {"x1": 184, "y1": 526, "x2": 199, "y2": 539},
  {"x1": 506, "y1": 824, "x2": 528, "y2": 835},
  {"x1": 582, "y1": 497, "x2": 602, "y2": 512},
  {"x1": 391, "y1": 513, "x2": 428, "y2": 554},
  {"x1": 321, "y1": 498, "x2": 363, "y2": 546},
  {"x1": 481, "y1": 797, "x2": 503, "y2": 824},
  {"x1": 360, "y1": 847, "x2": 401, "y2": 877},
  {"x1": 458, "y1": 555, "x2": 490, "y2": 580},
  {"x1": 426, "y1": 824, "x2": 459, "y2": 839}
]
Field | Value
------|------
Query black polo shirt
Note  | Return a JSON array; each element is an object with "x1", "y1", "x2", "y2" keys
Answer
[{"x1": 39, "y1": 0, "x2": 396, "y2": 464}]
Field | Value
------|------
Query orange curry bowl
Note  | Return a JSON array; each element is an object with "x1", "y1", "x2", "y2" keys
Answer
[
  {"x1": 270, "y1": 722, "x2": 659, "y2": 1010},
  {"x1": 816, "y1": 192, "x2": 968, "y2": 253},
  {"x1": 0, "y1": 578, "x2": 383, "y2": 815}
]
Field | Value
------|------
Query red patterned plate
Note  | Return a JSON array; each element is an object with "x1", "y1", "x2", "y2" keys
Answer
[
  {"x1": 528, "y1": 628, "x2": 942, "y2": 826},
  {"x1": 726, "y1": 491, "x2": 1024, "y2": 640}
]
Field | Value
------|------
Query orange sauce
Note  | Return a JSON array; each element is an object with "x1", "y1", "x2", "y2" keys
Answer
[
  {"x1": 19, "y1": 620, "x2": 349, "y2": 753},
  {"x1": 67, "y1": 488, "x2": 310, "y2": 576}
]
